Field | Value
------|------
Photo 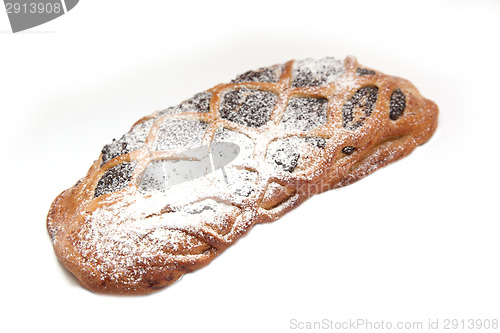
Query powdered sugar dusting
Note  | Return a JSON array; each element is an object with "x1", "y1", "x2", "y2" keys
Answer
[
  {"x1": 101, "y1": 119, "x2": 154, "y2": 165},
  {"x1": 76, "y1": 197, "x2": 215, "y2": 285},
  {"x1": 56, "y1": 56, "x2": 425, "y2": 292},
  {"x1": 90, "y1": 58, "x2": 342, "y2": 253},
  {"x1": 292, "y1": 57, "x2": 344, "y2": 87},
  {"x1": 94, "y1": 162, "x2": 137, "y2": 198},
  {"x1": 219, "y1": 88, "x2": 277, "y2": 128},
  {"x1": 157, "y1": 92, "x2": 211, "y2": 116},
  {"x1": 222, "y1": 167, "x2": 258, "y2": 197},
  {"x1": 279, "y1": 97, "x2": 328, "y2": 132},
  {"x1": 266, "y1": 137, "x2": 326, "y2": 173},
  {"x1": 154, "y1": 118, "x2": 208, "y2": 151},
  {"x1": 213, "y1": 127, "x2": 254, "y2": 165},
  {"x1": 231, "y1": 63, "x2": 284, "y2": 84}
]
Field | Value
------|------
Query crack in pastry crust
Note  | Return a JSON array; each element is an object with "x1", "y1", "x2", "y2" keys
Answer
[{"x1": 47, "y1": 56, "x2": 438, "y2": 295}]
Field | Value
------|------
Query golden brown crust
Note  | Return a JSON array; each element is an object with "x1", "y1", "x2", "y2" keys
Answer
[{"x1": 47, "y1": 57, "x2": 438, "y2": 295}]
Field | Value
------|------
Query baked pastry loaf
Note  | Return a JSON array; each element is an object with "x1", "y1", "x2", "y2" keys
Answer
[{"x1": 47, "y1": 56, "x2": 438, "y2": 295}]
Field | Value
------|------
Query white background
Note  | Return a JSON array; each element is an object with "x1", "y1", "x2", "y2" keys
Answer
[{"x1": 1, "y1": 0, "x2": 499, "y2": 332}]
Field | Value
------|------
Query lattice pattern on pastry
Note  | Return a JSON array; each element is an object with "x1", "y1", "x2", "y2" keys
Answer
[{"x1": 88, "y1": 56, "x2": 411, "y2": 249}]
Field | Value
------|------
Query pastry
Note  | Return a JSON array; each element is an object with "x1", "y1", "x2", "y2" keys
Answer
[{"x1": 47, "y1": 56, "x2": 438, "y2": 295}]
